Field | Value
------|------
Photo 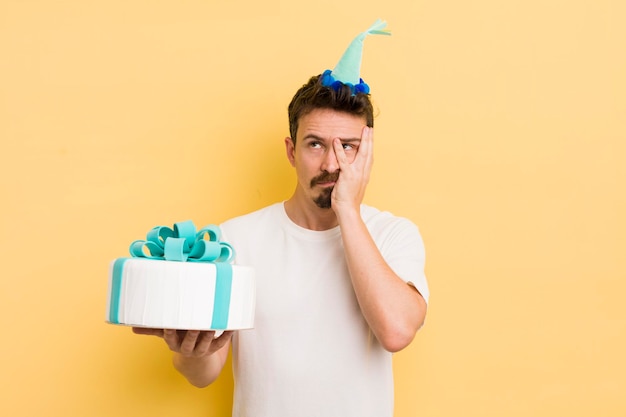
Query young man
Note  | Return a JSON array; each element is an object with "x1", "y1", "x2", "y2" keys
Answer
[{"x1": 134, "y1": 20, "x2": 429, "y2": 417}]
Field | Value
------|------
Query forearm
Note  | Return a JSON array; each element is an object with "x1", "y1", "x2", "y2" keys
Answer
[{"x1": 337, "y1": 209, "x2": 427, "y2": 352}]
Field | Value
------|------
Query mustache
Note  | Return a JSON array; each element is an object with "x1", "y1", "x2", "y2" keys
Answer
[{"x1": 310, "y1": 171, "x2": 339, "y2": 188}]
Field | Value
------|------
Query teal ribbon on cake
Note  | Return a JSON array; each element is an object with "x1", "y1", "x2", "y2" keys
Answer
[
  {"x1": 110, "y1": 221, "x2": 235, "y2": 329},
  {"x1": 129, "y1": 220, "x2": 234, "y2": 264}
]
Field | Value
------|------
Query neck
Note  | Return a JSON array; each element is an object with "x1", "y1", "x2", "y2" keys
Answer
[{"x1": 284, "y1": 194, "x2": 338, "y2": 231}]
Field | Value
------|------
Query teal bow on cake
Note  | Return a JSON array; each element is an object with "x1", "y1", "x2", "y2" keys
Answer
[{"x1": 129, "y1": 220, "x2": 234, "y2": 263}]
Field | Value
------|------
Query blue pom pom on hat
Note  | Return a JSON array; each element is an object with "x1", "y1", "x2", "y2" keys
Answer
[{"x1": 321, "y1": 19, "x2": 391, "y2": 95}]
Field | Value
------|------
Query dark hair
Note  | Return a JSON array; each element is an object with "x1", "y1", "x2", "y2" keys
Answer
[{"x1": 287, "y1": 74, "x2": 374, "y2": 142}]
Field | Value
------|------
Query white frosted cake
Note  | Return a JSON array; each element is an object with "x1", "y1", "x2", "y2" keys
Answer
[{"x1": 106, "y1": 221, "x2": 255, "y2": 330}]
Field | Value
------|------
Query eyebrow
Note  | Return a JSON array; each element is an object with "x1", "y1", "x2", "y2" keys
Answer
[{"x1": 302, "y1": 134, "x2": 361, "y2": 143}]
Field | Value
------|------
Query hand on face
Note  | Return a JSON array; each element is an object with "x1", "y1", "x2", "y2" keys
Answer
[{"x1": 330, "y1": 126, "x2": 373, "y2": 214}]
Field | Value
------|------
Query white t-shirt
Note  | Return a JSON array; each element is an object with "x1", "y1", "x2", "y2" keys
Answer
[{"x1": 220, "y1": 202, "x2": 429, "y2": 417}]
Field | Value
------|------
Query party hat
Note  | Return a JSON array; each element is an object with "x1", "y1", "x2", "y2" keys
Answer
[{"x1": 321, "y1": 19, "x2": 391, "y2": 95}]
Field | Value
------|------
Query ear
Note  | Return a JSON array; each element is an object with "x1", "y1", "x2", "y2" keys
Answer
[{"x1": 284, "y1": 137, "x2": 296, "y2": 167}]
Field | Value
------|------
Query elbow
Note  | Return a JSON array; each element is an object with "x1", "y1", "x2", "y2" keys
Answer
[
  {"x1": 377, "y1": 306, "x2": 427, "y2": 353},
  {"x1": 378, "y1": 322, "x2": 420, "y2": 353},
  {"x1": 380, "y1": 337, "x2": 412, "y2": 354}
]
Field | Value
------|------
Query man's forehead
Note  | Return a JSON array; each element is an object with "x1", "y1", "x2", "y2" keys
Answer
[{"x1": 298, "y1": 109, "x2": 366, "y2": 138}]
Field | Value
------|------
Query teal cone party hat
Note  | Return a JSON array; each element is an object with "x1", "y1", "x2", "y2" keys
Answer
[{"x1": 321, "y1": 19, "x2": 391, "y2": 95}]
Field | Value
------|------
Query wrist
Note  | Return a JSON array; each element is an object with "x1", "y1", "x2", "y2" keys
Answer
[{"x1": 334, "y1": 203, "x2": 361, "y2": 225}]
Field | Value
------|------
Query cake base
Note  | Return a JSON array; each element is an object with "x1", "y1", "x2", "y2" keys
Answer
[{"x1": 106, "y1": 258, "x2": 255, "y2": 330}]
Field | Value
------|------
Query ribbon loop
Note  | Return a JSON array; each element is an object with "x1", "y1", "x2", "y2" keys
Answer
[
  {"x1": 146, "y1": 226, "x2": 174, "y2": 246},
  {"x1": 196, "y1": 224, "x2": 221, "y2": 242},
  {"x1": 128, "y1": 221, "x2": 235, "y2": 264},
  {"x1": 188, "y1": 240, "x2": 222, "y2": 262},
  {"x1": 174, "y1": 220, "x2": 198, "y2": 247},
  {"x1": 129, "y1": 239, "x2": 165, "y2": 258},
  {"x1": 163, "y1": 237, "x2": 190, "y2": 262},
  {"x1": 217, "y1": 242, "x2": 235, "y2": 263}
]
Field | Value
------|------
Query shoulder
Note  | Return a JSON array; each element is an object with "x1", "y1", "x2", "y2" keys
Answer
[
  {"x1": 360, "y1": 205, "x2": 426, "y2": 258},
  {"x1": 220, "y1": 202, "x2": 283, "y2": 237},
  {"x1": 361, "y1": 204, "x2": 421, "y2": 237}
]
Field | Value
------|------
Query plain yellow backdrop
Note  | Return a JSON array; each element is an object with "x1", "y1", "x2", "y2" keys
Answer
[{"x1": 1, "y1": 1, "x2": 624, "y2": 416}]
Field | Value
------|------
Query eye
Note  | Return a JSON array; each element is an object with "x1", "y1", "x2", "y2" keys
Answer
[
  {"x1": 309, "y1": 141, "x2": 322, "y2": 149},
  {"x1": 342, "y1": 143, "x2": 355, "y2": 151}
]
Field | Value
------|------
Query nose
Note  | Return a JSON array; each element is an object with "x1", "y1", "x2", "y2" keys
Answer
[{"x1": 320, "y1": 145, "x2": 339, "y2": 173}]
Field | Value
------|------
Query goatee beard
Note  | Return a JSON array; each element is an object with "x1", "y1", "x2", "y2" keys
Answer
[
  {"x1": 310, "y1": 171, "x2": 338, "y2": 209},
  {"x1": 314, "y1": 186, "x2": 333, "y2": 209}
]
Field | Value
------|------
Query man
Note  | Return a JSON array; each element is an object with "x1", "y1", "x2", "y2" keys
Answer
[{"x1": 134, "y1": 20, "x2": 429, "y2": 417}]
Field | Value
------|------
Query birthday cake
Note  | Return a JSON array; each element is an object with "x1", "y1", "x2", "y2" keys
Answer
[{"x1": 106, "y1": 221, "x2": 255, "y2": 330}]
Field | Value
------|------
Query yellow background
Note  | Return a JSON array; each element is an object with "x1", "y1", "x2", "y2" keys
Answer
[{"x1": 1, "y1": 1, "x2": 624, "y2": 416}]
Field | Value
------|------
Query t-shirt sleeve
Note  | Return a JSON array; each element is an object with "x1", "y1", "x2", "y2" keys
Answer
[{"x1": 378, "y1": 218, "x2": 430, "y2": 304}]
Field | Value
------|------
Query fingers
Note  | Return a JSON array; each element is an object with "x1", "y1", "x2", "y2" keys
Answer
[
  {"x1": 178, "y1": 330, "x2": 201, "y2": 355},
  {"x1": 210, "y1": 331, "x2": 234, "y2": 353},
  {"x1": 132, "y1": 327, "x2": 164, "y2": 337},
  {"x1": 163, "y1": 328, "x2": 182, "y2": 352},
  {"x1": 163, "y1": 329, "x2": 202, "y2": 355},
  {"x1": 134, "y1": 327, "x2": 232, "y2": 358},
  {"x1": 332, "y1": 126, "x2": 373, "y2": 168},
  {"x1": 332, "y1": 138, "x2": 347, "y2": 168},
  {"x1": 172, "y1": 330, "x2": 233, "y2": 357},
  {"x1": 361, "y1": 125, "x2": 373, "y2": 144},
  {"x1": 179, "y1": 330, "x2": 217, "y2": 356},
  {"x1": 360, "y1": 126, "x2": 374, "y2": 171},
  {"x1": 189, "y1": 330, "x2": 234, "y2": 356}
]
